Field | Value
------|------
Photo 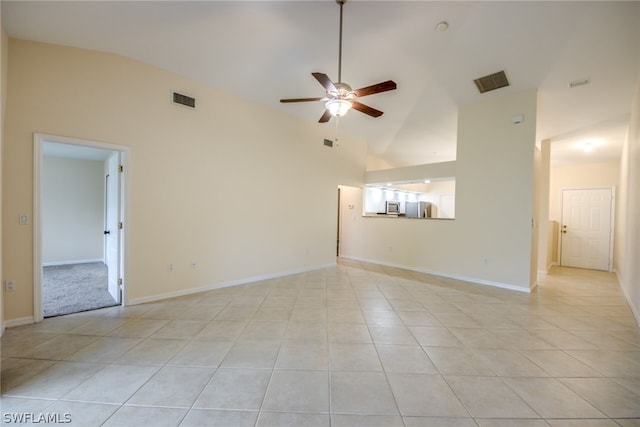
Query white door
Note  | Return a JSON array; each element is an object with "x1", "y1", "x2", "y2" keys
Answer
[
  {"x1": 560, "y1": 188, "x2": 613, "y2": 271},
  {"x1": 105, "y1": 152, "x2": 122, "y2": 303}
]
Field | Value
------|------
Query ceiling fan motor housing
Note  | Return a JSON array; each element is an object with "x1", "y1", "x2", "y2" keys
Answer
[{"x1": 331, "y1": 82, "x2": 355, "y2": 100}]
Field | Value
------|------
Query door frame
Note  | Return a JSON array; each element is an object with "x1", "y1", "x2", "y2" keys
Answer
[
  {"x1": 33, "y1": 133, "x2": 130, "y2": 322},
  {"x1": 558, "y1": 186, "x2": 615, "y2": 272}
]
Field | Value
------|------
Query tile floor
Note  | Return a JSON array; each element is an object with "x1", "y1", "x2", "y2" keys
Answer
[{"x1": 2, "y1": 260, "x2": 640, "y2": 426}]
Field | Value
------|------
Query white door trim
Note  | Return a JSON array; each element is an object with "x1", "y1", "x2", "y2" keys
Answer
[{"x1": 33, "y1": 133, "x2": 130, "y2": 322}]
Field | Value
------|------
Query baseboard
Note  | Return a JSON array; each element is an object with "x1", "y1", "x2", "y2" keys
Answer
[
  {"x1": 3, "y1": 316, "x2": 35, "y2": 329},
  {"x1": 43, "y1": 259, "x2": 103, "y2": 267},
  {"x1": 616, "y1": 270, "x2": 640, "y2": 327},
  {"x1": 126, "y1": 262, "x2": 337, "y2": 306},
  {"x1": 538, "y1": 262, "x2": 558, "y2": 276},
  {"x1": 341, "y1": 256, "x2": 532, "y2": 294}
]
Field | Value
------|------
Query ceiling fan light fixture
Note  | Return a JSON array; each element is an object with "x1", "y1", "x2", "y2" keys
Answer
[
  {"x1": 326, "y1": 98, "x2": 352, "y2": 117},
  {"x1": 279, "y1": 0, "x2": 396, "y2": 122}
]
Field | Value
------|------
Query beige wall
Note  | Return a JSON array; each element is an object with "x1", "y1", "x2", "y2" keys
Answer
[
  {"x1": 1, "y1": 22, "x2": 7, "y2": 330},
  {"x1": 2, "y1": 39, "x2": 367, "y2": 323},
  {"x1": 616, "y1": 68, "x2": 640, "y2": 324},
  {"x1": 536, "y1": 140, "x2": 552, "y2": 273},
  {"x1": 366, "y1": 154, "x2": 396, "y2": 171},
  {"x1": 547, "y1": 161, "x2": 620, "y2": 267},
  {"x1": 549, "y1": 161, "x2": 620, "y2": 223},
  {"x1": 340, "y1": 90, "x2": 538, "y2": 291}
]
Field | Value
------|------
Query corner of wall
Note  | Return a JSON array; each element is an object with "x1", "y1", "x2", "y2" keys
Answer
[
  {"x1": 0, "y1": 19, "x2": 8, "y2": 335},
  {"x1": 616, "y1": 65, "x2": 640, "y2": 327}
]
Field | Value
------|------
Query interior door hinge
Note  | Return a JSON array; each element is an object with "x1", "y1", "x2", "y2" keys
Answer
[
  {"x1": 118, "y1": 222, "x2": 123, "y2": 230},
  {"x1": 118, "y1": 165, "x2": 124, "y2": 173},
  {"x1": 118, "y1": 278, "x2": 123, "y2": 286}
]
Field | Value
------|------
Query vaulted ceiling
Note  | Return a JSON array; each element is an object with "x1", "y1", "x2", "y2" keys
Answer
[{"x1": 3, "y1": 1, "x2": 639, "y2": 167}]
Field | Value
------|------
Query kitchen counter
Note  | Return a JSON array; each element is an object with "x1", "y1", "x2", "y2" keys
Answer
[{"x1": 363, "y1": 213, "x2": 454, "y2": 220}]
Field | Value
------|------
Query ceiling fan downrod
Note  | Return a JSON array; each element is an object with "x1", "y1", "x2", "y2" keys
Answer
[{"x1": 337, "y1": 0, "x2": 346, "y2": 84}]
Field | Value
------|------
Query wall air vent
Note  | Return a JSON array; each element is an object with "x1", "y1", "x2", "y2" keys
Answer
[
  {"x1": 172, "y1": 92, "x2": 196, "y2": 109},
  {"x1": 323, "y1": 138, "x2": 334, "y2": 148},
  {"x1": 474, "y1": 70, "x2": 509, "y2": 94}
]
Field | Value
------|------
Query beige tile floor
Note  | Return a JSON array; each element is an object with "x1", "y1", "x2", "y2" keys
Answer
[{"x1": 2, "y1": 260, "x2": 640, "y2": 426}]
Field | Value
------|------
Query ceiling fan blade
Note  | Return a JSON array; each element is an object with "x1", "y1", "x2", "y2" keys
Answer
[
  {"x1": 353, "y1": 80, "x2": 397, "y2": 97},
  {"x1": 319, "y1": 110, "x2": 332, "y2": 123},
  {"x1": 352, "y1": 101, "x2": 384, "y2": 118},
  {"x1": 280, "y1": 97, "x2": 324, "y2": 103},
  {"x1": 312, "y1": 72, "x2": 337, "y2": 93}
]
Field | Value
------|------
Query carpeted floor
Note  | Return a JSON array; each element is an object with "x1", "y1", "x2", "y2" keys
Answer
[{"x1": 43, "y1": 262, "x2": 118, "y2": 318}]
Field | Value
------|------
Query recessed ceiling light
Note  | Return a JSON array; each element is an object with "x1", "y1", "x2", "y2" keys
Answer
[
  {"x1": 424, "y1": 180, "x2": 431, "y2": 184},
  {"x1": 435, "y1": 21, "x2": 449, "y2": 32},
  {"x1": 580, "y1": 139, "x2": 601, "y2": 152}
]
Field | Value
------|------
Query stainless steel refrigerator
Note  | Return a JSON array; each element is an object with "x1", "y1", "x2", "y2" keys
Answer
[{"x1": 405, "y1": 201, "x2": 432, "y2": 218}]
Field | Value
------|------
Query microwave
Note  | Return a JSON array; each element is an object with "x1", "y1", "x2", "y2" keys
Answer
[{"x1": 386, "y1": 201, "x2": 400, "y2": 215}]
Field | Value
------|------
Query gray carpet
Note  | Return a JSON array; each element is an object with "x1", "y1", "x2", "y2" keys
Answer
[{"x1": 43, "y1": 262, "x2": 118, "y2": 318}]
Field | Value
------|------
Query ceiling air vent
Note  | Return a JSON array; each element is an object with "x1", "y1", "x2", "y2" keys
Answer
[
  {"x1": 474, "y1": 70, "x2": 509, "y2": 94},
  {"x1": 172, "y1": 92, "x2": 196, "y2": 109}
]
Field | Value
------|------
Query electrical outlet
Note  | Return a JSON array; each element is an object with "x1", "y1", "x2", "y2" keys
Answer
[
  {"x1": 168, "y1": 263, "x2": 174, "y2": 272},
  {"x1": 5, "y1": 280, "x2": 16, "y2": 292}
]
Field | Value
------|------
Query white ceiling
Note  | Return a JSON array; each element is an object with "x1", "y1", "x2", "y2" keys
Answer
[
  {"x1": 43, "y1": 141, "x2": 113, "y2": 161},
  {"x1": 3, "y1": 1, "x2": 639, "y2": 168}
]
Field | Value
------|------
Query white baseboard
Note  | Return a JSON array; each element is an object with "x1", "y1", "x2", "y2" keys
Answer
[
  {"x1": 341, "y1": 256, "x2": 532, "y2": 294},
  {"x1": 126, "y1": 263, "x2": 337, "y2": 306},
  {"x1": 43, "y1": 259, "x2": 103, "y2": 267},
  {"x1": 616, "y1": 270, "x2": 640, "y2": 327},
  {"x1": 3, "y1": 316, "x2": 35, "y2": 329}
]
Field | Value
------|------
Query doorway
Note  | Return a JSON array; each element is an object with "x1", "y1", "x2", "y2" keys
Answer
[
  {"x1": 34, "y1": 134, "x2": 128, "y2": 322},
  {"x1": 560, "y1": 188, "x2": 614, "y2": 271}
]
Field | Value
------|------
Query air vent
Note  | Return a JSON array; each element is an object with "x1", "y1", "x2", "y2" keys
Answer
[
  {"x1": 172, "y1": 92, "x2": 196, "y2": 109},
  {"x1": 323, "y1": 138, "x2": 334, "y2": 148},
  {"x1": 474, "y1": 70, "x2": 509, "y2": 94},
  {"x1": 569, "y1": 78, "x2": 590, "y2": 88}
]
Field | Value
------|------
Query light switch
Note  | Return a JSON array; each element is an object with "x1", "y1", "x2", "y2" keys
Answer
[{"x1": 19, "y1": 214, "x2": 29, "y2": 225}]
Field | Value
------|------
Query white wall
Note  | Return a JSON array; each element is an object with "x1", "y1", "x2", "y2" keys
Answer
[
  {"x1": 2, "y1": 39, "x2": 367, "y2": 322},
  {"x1": 42, "y1": 156, "x2": 105, "y2": 264},
  {"x1": 341, "y1": 90, "x2": 538, "y2": 292}
]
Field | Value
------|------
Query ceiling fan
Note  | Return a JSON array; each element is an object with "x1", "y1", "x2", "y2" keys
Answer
[{"x1": 280, "y1": 0, "x2": 397, "y2": 123}]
